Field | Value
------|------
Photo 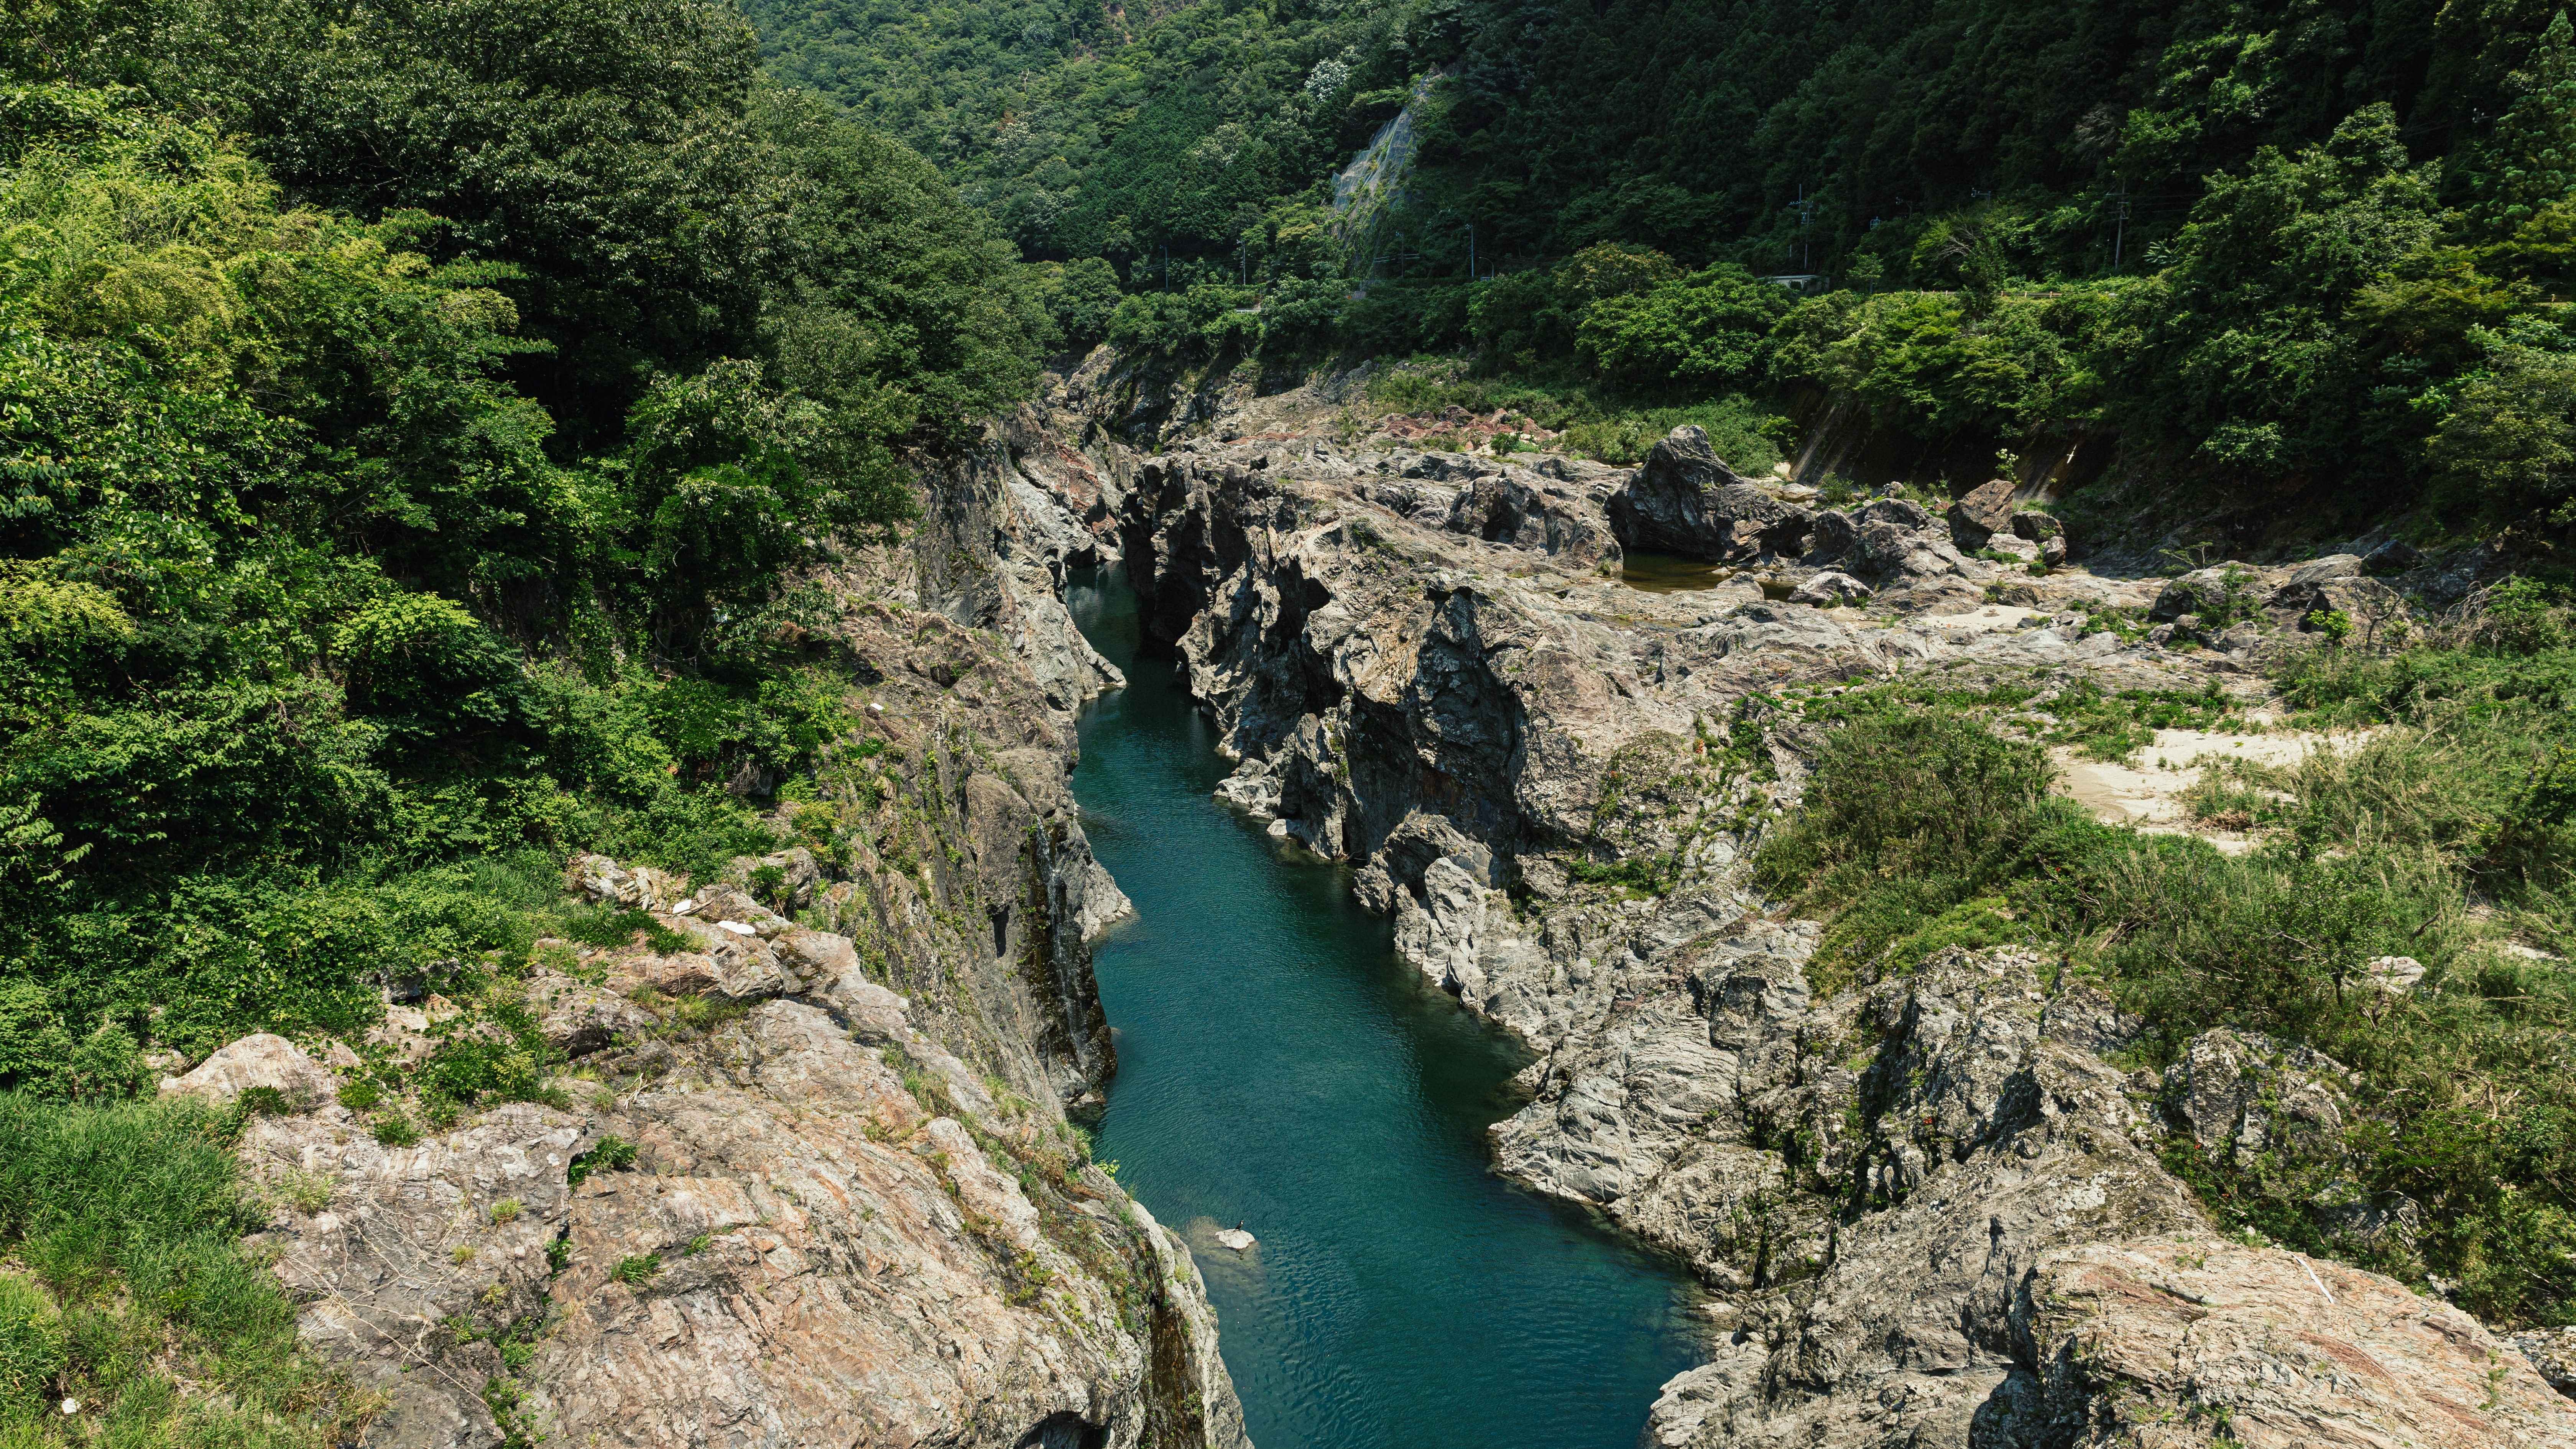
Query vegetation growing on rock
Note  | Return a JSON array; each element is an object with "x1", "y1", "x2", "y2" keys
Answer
[{"x1": 1756, "y1": 590, "x2": 2576, "y2": 1325}]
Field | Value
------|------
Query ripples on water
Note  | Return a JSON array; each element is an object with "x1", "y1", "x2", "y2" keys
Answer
[{"x1": 1065, "y1": 569, "x2": 1702, "y2": 1449}]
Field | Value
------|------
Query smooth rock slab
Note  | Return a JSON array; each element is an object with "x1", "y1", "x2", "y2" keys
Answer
[
  {"x1": 2017, "y1": 1240, "x2": 2576, "y2": 1447},
  {"x1": 160, "y1": 1033, "x2": 337, "y2": 1106}
]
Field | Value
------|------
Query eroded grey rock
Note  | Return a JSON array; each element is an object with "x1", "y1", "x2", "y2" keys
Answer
[{"x1": 1011, "y1": 363, "x2": 2558, "y2": 1449}]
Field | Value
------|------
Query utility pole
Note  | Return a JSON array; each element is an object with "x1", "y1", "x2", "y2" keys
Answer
[
  {"x1": 1466, "y1": 223, "x2": 1475, "y2": 281},
  {"x1": 2112, "y1": 187, "x2": 2130, "y2": 268},
  {"x1": 1795, "y1": 185, "x2": 1815, "y2": 272},
  {"x1": 1161, "y1": 245, "x2": 1170, "y2": 292}
]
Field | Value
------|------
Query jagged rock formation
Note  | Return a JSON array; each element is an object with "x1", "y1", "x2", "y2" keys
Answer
[
  {"x1": 1016, "y1": 364, "x2": 2575, "y2": 1448},
  {"x1": 1607, "y1": 423, "x2": 1810, "y2": 561},
  {"x1": 202, "y1": 438, "x2": 1246, "y2": 1449}
]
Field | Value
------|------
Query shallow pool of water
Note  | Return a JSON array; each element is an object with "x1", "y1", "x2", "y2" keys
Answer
[{"x1": 1065, "y1": 568, "x2": 1703, "y2": 1449}]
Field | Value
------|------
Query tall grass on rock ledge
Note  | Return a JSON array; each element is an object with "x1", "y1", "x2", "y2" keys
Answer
[
  {"x1": 1757, "y1": 583, "x2": 2576, "y2": 1327},
  {"x1": 0, "y1": 1095, "x2": 356, "y2": 1448}
]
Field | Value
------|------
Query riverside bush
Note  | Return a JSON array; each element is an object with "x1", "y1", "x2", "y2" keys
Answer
[{"x1": 1759, "y1": 600, "x2": 2576, "y2": 1325}]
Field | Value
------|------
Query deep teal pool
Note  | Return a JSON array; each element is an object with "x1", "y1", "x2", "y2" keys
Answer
[{"x1": 1065, "y1": 569, "x2": 1703, "y2": 1449}]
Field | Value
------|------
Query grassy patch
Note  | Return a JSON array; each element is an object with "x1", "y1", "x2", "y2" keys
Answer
[
  {"x1": 561, "y1": 906, "x2": 694, "y2": 956},
  {"x1": 2046, "y1": 678, "x2": 2250, "y2": 762},
  {"x1": 0, "y1": 1095, "x2": 361, "y2": 1446},
  {"x1": 1362, "y1": 360, "x2": 1792, "y2": 470},
  {"x1": 1757, "y1": 595, "x2": 2576, "y2": 1326}
]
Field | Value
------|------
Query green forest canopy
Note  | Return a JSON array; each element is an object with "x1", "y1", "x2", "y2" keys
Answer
[
  {"x1": 0, "y1": 0, "x2": 1046, "y2": 1089},
  {"x1": 751, "y1": 0, "x2": 2576, "y2": 532}
]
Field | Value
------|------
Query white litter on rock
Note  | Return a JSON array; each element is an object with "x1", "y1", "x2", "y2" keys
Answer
[{"x1": 716, "y1": 920, "x2": 756, "y2": 936}]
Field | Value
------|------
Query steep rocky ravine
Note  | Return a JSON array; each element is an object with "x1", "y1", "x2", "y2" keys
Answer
[
  {"x1": 1002, "y1": 347, "x2": 2576, "y2": 1449},
  {"x1": 163, "y1": 439, "x2": 1250, "y2": 1449}
]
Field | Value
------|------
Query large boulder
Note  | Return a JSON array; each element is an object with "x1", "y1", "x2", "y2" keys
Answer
[
  {"x1": 722, "y1": 846, "x2": 823, "y2": 913},
  {"x1": 568, "y1": 853, "x2": 687, "y2": 911},
  {"x1": 2364, "y1": 537, "x2": 2423, "y2": 575},
  {"x1": 1803, "y1": 509, "x2": 1858, "y2": 561},
  {"x1": 1788, "y1": 571, "x2": 1872, "y2": 607},
  {"x1": 1945, "y1": 478, "x2": 2018, "y2": 542},
  {"x1": 2285, "y1": 552, "x2": 2365, "y2": 586},
  {"x1": 2169, "y1": 1028, "x2": 2356, "y2": 1179},
  {"x1": 528, "y1": 971, "x2": 659, "y2": 1056},
  {"x1": 2008, "y1": 508, "x2": 2063, "y2": 542},
  {"x1": 2008, "y1": 1240, "x2": 2576, "y2": 1446},
  {"x1": 1608, "y1": 425, "x2": 1811, "y2": 561},
  {"x1": 1441, "y1": 471, "x2": 1618, "y2": 563},
  {"x1": 1847, "y1": 498, "x2": 1974, "y2": 585},
  {"x1": 1983, "y1": 531, "x2": 2042, "y2": 562},
  {"x1": 2269, "y1": 572, "x2": 2410, "y2": 632},
  {"x1": 1858, "y1": 496, "x2": 1936, "y2": 531}
]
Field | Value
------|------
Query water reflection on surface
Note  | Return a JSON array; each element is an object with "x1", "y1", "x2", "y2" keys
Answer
[{"x1": 1619, "y1": 550, "x2": 1796, "y2": 598}]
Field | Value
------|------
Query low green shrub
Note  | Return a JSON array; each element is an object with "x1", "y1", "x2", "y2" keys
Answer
[
  {"x1": 567, "y1": 1135, "x2": 638, "y2": 1188},
  {"x1": 1759, "y1": 616, "x2": 2576, "y2": 1325}
]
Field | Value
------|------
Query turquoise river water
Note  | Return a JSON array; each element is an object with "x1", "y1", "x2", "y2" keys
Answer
[{"x1": 1064, "y1": 569, "x2": 1703, "y2": 1449}]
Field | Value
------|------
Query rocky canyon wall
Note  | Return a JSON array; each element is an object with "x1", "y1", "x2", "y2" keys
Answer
[
  {"x1": 1015, "y1": 348, "x2": 2576, "y2": 1449},
  {"x1": 166, "y1": 435, "x2": 1249, "y2": 1449}
]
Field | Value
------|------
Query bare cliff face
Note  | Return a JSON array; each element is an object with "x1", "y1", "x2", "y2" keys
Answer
[
  {"x1": 169, "y1": 439, "x2": 1248, "y2": 1449},
  {"x1": 1013, "y1": 350, "x2": 2576, "y2": 1449}
]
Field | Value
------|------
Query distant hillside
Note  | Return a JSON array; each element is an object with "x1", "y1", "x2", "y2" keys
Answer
[{"x1": 743, "y1": 0, "x2": 2576, "y2": 540}]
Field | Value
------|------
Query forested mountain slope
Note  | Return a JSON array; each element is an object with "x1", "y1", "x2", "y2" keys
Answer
[
  {"x1": 750, "y1": 0, "x2": 2576, "y2": 542},
  {"x1": 2, "y1": 0, "x2": 1046, "y2": 1073},
  {"x1": 748, "y1": 0, "x2": 1394, "y2": 267}
]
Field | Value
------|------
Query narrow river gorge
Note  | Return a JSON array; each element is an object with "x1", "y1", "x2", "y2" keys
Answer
[{"x1": 1063, "y1": 567, "x2": 1705, "y2": 1448}]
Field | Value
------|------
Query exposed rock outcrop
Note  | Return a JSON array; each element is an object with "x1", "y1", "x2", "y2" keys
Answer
[
  {"x1": 224, "y1": 425, "x2": 1243, "y2": 1449},
  {"x1": 1999, "y1": 1240, "x2": 2571, "y2": 1446},
  {"x1": 162, "y1": 1032, "x2": 342, "y2": 1106},
  {"x1": 1609, "y1": 425, "x2": 1812, "y2": 561},
  {"x1": 243, "y1": 987, "x2": 1244, "y2": 1449},
  {"x1": 1017, "y1": 355, "x2": 2570, "y2": 1449}
]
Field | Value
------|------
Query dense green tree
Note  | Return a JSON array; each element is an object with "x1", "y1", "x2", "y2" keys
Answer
[
  {"x1": 1575, "y1": 266, "x2": 1795, "y2": 388},
  {"x1": 0, "y1": 0, "x2": 1052, "y2": 1092},
  {"x1": 2472, "y1": 11, "x2": 2576, "y2": 233},
  {"x1": 2431, "y1": 345, "x2": 2576, "y2": 525},
  {"x1": 2109, "y1": 107, "x2": 2446, "y2": 479}
]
